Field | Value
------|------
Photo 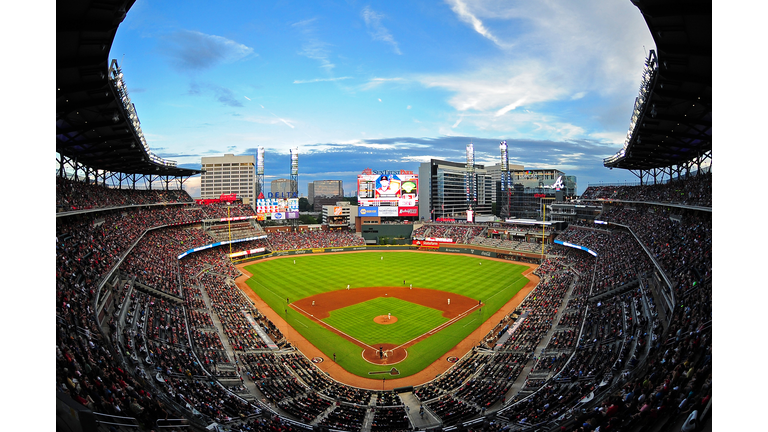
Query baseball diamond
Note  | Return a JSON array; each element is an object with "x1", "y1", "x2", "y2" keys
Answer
[{"x1": 236, "y1": 250, "x2": 538, "y2": 386}]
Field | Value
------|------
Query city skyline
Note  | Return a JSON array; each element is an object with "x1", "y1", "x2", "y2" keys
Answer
[{"x1": 107, "y1": 0, "x2": 657, "y2": 197}]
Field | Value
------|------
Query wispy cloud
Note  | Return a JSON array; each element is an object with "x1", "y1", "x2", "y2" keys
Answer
[
  {"x1": 495, "y1": 98, "x2": 526, "y2": 117},
  {"x1": 361, "y1": 6, "x2": 402, "y2": 55},
  {"x1": 419, "y1": 62, "x2": 567, "y2": 113},
  {"x1": 248, "y1": 105, "x2": 296, "y2": 129},
  {"x1": 292, "y1": 17, "x2": 335, "y2": 71},
  {"x1": 444, "y1": 0, "x2": 504, "y2": 47},
  {"x1": 360, "y1": 77, "x2": 405, "y2": 90},
  {"x1": 188, "y1": 82, "x2": 244, "y2": 107},
  {"x1": 293, "y1": 76, "x2": 353, "y2": 84},
  {"x1": 159, "y1": 30, "x2": 254, "y2": 72}
]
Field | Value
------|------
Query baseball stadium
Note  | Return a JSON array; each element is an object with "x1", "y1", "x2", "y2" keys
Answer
[{"x1": 56, "y1": 1, "x2": 712, "y2": 432}]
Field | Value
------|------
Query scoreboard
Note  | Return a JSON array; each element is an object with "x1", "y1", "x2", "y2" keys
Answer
[{"x1": 357, "y1": 168, "x2": 418, "y2": 217}]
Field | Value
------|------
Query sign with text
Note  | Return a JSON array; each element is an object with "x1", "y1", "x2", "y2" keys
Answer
[{"x1": 357, "y1": 169, "x2": 418, "y2": 214}]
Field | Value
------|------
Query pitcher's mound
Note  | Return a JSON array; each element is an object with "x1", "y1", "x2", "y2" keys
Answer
[{"x1": 373, "y1": 315, "x2": 398, "y2": 325}]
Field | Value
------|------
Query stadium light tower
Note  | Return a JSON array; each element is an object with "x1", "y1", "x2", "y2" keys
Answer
[
  {"x1": 290, "y1": 147, "x2": 299, "y2": 231},
  {"x1": 465, "y1": 141, "x2": 476, "y2": 221},
  {"x1": 500, "y1": 140, "x2": 511, "y2": 220},
  {"x1": 256, "y1": 147, "x2": 265, "y2": 199}
]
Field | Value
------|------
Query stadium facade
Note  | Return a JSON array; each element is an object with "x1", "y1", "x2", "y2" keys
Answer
[
  {"x1": 503, "y1": 170, "x2": 578, "y2": 220},
  {"x1": 321, "y1": 200, "x2": 356, "y2": 229}
]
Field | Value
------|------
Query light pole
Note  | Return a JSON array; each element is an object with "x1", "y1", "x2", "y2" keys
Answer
[
  {"x1": 227, "y1": 203, "x2": 232, "y2": 257},
  {"x1": 540, "y1": 197, "x2": 556, "y2": 257}
]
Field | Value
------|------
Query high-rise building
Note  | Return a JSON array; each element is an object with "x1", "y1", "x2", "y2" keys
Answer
[
  {"x1": 504, "y1": 169, "x2": 577, "y2": 220},
  {"x1": 418, "y1": 159, "x2": 493, "y2": 220},
  {"x1": 200, "y1": 154, "x2": 256, "y2": 206},
  {"x1": 485, "y1": 162, "x2": 524, "y2": 203},
  {"x1": 270, "y1": 179, "x2": 292, "y2": 197},
  {"x1": 308, "y1": 180, "x2": 344, "y2": 211}
]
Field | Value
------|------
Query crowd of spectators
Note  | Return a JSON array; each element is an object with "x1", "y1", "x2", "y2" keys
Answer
[
  {"x1": 556, "y1": 226, "x2": 654, "y2": 296},
  {"x1": 598, "y1": 204, "x2": 711, "y2": 296},
  {"x1": 266, "y1": 230, "x2": 365, "y2": 250},
  {"x1": 56, "y1": 176, "x2": 193, "y2": 212},
  {"x1": 55, "y1": 173, "x2": 712, "y2": 431},
  {"x1": 412, "y1": 223, "x2": 486, "y2": 244},
  {"x1": 580, "y1": 171, "x2": 711, "y2": 207}
]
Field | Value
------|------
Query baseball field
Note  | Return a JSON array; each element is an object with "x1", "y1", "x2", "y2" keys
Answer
[{"x1": 243, "y1": 251, "x2": 530, "y2": 379}]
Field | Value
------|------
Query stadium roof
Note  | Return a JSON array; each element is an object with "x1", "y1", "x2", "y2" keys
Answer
[
  {"x1": 604, "y1": 0, "x2": 711, "y2": 171},
  {"x1": 56, "y1": 0, "x2": 200, "y2": 178}
]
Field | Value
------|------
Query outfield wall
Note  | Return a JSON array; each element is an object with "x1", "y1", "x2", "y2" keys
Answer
[{"x1": 232, "y1": 244, "x2": 543, "y2": 265}]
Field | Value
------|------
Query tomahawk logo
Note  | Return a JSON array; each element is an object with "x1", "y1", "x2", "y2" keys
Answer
[{"x1": 543, "y1": 176, "x2": 565, "y2": 190}]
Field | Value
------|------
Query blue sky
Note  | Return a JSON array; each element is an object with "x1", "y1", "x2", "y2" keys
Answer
[{"x1": 109, "y1": 0, "x2": 657, "y2": 197}]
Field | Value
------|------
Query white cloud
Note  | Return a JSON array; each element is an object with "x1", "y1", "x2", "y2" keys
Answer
[
  {"x1": 345, "y1": 139, "x2": 396, "y2": 150},
  {"x1": 361, "y1": 6, "x2": 402, "y2": 55},
  {"x1": 293, "y1": 76, "x2": 353, "y2": 84},
  {"x1": 416, "y1": 0, "x2": 653, "y2": 140},
  {"x1": 571, "y1": 91, "x2": 587, "y2": 100},
  {"x1": 495, "y1": 98, "x2": 527, "y2": 117},
  {"x1": 419, "y1": 62, "x2": 567, "y2": 113},
  {"x1": 360, "y1": 77, "x2": 405, "y2": 90},
  {"x1": 444, "y1": 0, "x2": 504, "y2": 47},
  {"x1": 401, "y1": 155, "x2": 441, "y2": 163},
  {"x1": 292, "y1": 17, "x2": 336, "y2": 70},
  {"x1": 242, "y1": 115, "x2": 295, "y2": 129},
  {"x1": 183, "y1": 176, "x2": 201, "y2": 198},
  {"x1": 589, "y1": 131, "x2": 627, "y2": 145}
]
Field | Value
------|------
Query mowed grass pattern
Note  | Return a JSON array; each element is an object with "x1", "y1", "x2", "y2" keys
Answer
[
  {"x1": 245, "y1": 251, "x2": 530, "y2": 379},
  {"x1": 323, "y1": 297, "x2": 448, "y2": 346}
]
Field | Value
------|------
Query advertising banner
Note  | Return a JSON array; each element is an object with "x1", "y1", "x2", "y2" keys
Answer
[
  {"x1": 378, "y1": 207, "x2": 398, "y2": 217},
  {"x1": 358, "y1": 206, "x2": 379, "y2": 217},
  {"x1": 412, "y1": 239, "x2": 440, "y2": 248},
  {"x1": 398, "y1": 206, "x2": 418, "y2": 217},
  {"x1": 554, "y1": 239, "x2": 598, "y2": 256},
  {"x1": 229, "y1": 247, "x2": 266, "y2": 258}
]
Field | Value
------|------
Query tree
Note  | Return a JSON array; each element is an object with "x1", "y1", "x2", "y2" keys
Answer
[
  {"x1": 299, "y1": 214, "x2": 317, "y2": 224},
  {"x1": 299, "y1": 197, "x2": 310, "y2": 212}
]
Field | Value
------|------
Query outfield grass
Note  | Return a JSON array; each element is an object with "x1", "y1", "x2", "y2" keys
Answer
[
  {"x1": 244, "y1": 251, "x2": 530, "y2": 379},
  {"x1": 323, "y1": 297, "x2": 449, "y2": 346}
]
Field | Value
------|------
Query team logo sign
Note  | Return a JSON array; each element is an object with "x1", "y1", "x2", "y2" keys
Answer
[
  {"x1": 311, "y1": 357, "x2": 324, "y2": 363},
  {"x1": 447, "y1": 356, "x2": 459, "y2": 363}
]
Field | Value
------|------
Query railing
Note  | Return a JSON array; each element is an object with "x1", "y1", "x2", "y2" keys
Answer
[
  {"x1": 604, "y1": 50, "x2": 658, "y2": 165},
  {"x1": 109, "y1": 59, "x2": 177, "y2": 168}
]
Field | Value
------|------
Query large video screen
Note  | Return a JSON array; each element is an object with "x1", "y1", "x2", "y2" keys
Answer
[
  {"x1": 357, "y1": 169, "x2": 418, "y2": 217},
  {"x1": 256, "y1": 197, "x2": 299, "y2": 220}
]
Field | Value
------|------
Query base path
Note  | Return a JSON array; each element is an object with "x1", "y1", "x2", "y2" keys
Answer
[
  {"x1": 292, "y1": 286, "x2": 478, "y2": 366},
  {"x1": 234, "y1": 251, "x2": 540, "y2": 390}
]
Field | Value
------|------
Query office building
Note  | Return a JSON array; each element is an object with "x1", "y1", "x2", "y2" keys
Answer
[
  {"x1": 308, "y1": 180, "x2": 344, "y2": 211},
  {"x1": 418, "y1": 159, "x2": 493, "y2": 220},
  {"x1": 200, "y1": 154, "x2": 256, "y2": 205}
]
